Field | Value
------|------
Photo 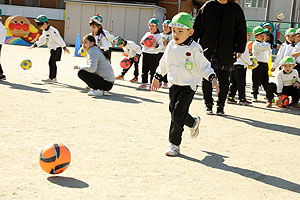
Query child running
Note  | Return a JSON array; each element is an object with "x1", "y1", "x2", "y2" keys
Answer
[
  {"x1": 114, "y1": 36, "x2": 142, "y2": 82},
  {"x1": 73, "y1": 35, "x2": 114, "y2": 96},
  {"x1": 89, "y1": 14, "x2": 115, "y2": 61},
  {"x1": 266, "y1": 56, "x2": 300, "y2": 108},
  {"x1": 227, "y1": 26, "x2": 252, "y2": 105},
  {"x1": 251, "y1": 26, "x2": 272, "y2": 101},
  {"x1": 151, "y1": 12, "x2": 219, "y2": 156},
  {"x1": 30, "y1": 15, "x2": 70, "y2": 83},
  {"x1": 158, "y1": 20, "x2": 172, "y2": 88},
  {"x1": 139, "y1": 18, "x2": 163, "y2": 90}
]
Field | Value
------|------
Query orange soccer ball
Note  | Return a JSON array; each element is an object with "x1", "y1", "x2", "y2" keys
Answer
[
  {"x1": 39, "y1": 143, "x2": 71, "y2": 174},
  {"x1": 276, "y1": 94, "x2": 290, "y2": 108},
  {"x1": 143, "y1": 35, "x2": 156, "y2": 48}
]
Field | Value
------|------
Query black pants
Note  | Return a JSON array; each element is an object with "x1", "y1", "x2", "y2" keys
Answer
[
  {"x1": 252, "y1": 62, "x2": 269, "y2": 96},
  {"x1": 0, "y1": 45, "x2": 3, "y2": 74},
  {"x1": 228, "y1": 65, "x2": 247, "y2": 100},
  {"x1": 49, "y1": 47, "x2": 62, "y2": 79},
  {"x1": 121, "y1": 57, "x2": 139, "y2": 78},
  {"x1": 202, "y1": 68, "x2": 230, "y2": 107},
  {"x1": 78, "y1": 70, "x2": 113, "y2": 91},
  {"x1": 169, "y1": 85, "x2": 196, "y2": 146},
  {"x1": 266, "y1": 83, "x2": 300, "y2": 103},
  {"x1": 141, "y1": 52, "x2": 160, "y2": 84},
  {"x1": 158, "y1": 52, "x2": 168, "y2": 83},
  {"x1": 294, "y1": 63, "x2": 300, "y2": 75}
]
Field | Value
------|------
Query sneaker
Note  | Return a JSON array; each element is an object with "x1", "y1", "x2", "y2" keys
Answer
[
  {"x1": 42, "y1": 78, "x2": 57, "y2": 83},
  {"x1": 227, "y1": 97, "x2": 237, "y2": 104},
  {"x1": 205, "y1": 105, "x2": 213, "y2": 115},
  {"x1": 159, "y1": 82, "x2": 162, "y2": 88},
  {"x1": 85, "y1": 86, "x2": 91, "y2": 90},
  {"x1": 0, "y1": 74, "x2": 6, "y2": 80},
  {"x1": 115, "y1": 75, "x2": 124, "y2": 80},
  {"x1": 137, "y1": 83, "x2": 147, "y2": 90},
  {"x1": 190, "y1": 116, "x2": 201, "y2": 139},
  {"x1": 239, "y1": 99, "x2": 252, "y2": 105},
  {"x1": 266, "y1": 102, "x2": 272, "y2": 108},
  {"x1": 87, "y1": 89, "x2": 103, "y2": 96},
  {"x1": 165, "y1": 143, "x2": 180, "y2": 156},
  {"x1": 252, "y1": 95, "x2": 258, "y2": 102},
  {"x1": 130, "y1": 77, "x2": 138, "y2": 83},
  {"x1": 216, "y1": 106, "x2": 225, "y2": 116},
  {"x1": 162, "y1": 83, "x2": 168, "y2": 89}
]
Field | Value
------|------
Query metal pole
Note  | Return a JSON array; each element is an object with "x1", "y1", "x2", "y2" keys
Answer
[
  {"x1": 264, "y1": 0, "x2": 271, "y2": 21},
  {"x1": 290, "y1": 0, "x2": 297, "y2": 27},
  {"x1": 178, "y1": 0, "x2": 181, "y2": 13}
]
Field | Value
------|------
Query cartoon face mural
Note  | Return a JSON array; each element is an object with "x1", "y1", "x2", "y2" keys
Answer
[{"x1": 7, "y1": 16, "x2": 31, "y2": 37}]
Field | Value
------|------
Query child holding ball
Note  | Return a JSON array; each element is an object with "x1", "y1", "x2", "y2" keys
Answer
[
  {"x1": 74, "y1": 35, "x2": 115, "y2": 96},
  {"x1": 151, "y1": 13, "x2": 219, "y2": 156}
]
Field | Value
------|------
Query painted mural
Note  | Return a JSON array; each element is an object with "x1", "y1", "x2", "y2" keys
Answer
[{"x1": 4, "y1": 16, "x2": 41, "y2": 46}]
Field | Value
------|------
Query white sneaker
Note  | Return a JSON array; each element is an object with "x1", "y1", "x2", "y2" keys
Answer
[
  {"x1": 87, "y1": 89, "x2": 103, "y2": 96},
  {"x1": 190, "y1": 116, "x2": 201, "y2": 139},
  {"x1": 165, "y1": 143, "x2": 180, "y2": 156},
  {"x1": 42, "y1": 78, "x2": 57, "y2": 83}
]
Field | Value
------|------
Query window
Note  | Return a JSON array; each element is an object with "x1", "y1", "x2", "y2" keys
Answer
[
  {"x1": 25, "y1": 0, "x2": 40, "y2": 7},
  {"x1": 245, "y1": 0, "x2": 266, "y2": 8}
]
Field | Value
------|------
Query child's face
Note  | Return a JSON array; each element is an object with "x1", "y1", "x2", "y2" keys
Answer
[
  {"x1": 82, "y1": 38, "x2": 94, "y2": 51},
  {"x1": 295, "y1": 34, "x2": 300, "y2": 43},
  {"x1": 148, "y1": 24, "x2": 158, "y2": 34},
  {"x1": 254, "y1": 33, "x2": 265, "y2": 41},
  {"x1": 90, "y1": 24, "x2": 101, "y2": 35},
  {"x1": 163, "y1": 24, "x2": 171, "y2": 34},
  {"x1": 246, "y1": 32, "x2": 252, "y2": 42},
  {"x1": 285, "y1": 35, "x2": 295, "y2": 43},
  {"x1": 282, "y1": 64, "x2": 294, "y2": 74},
  {"x1": 37, "y1": 23, "x2": 48, "y2": 30},
  {"x1": 172, "y1": 27, "x2": 194, "y2": 44}
]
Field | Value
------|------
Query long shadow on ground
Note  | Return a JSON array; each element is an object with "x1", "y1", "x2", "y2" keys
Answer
[
  {"x1": 47, "y1": 176, "x2": 89, "y2": 188},
  {"x1": 0, "y1": 80, "x2": 50, "y2": 93},
  {"x1": 179, "y1": 151, "x2": 300, "y2": 194}
]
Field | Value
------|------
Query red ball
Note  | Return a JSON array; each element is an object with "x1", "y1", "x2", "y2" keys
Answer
[
  {"x1": 120, "y1": 58, "x2": 131, "y2": 69},
  {"x1": 143, "y1": 35, "x2": 156, "y2": 48},
  {"x1": 276, "y1": 94, "x2": 290, "y2": 108}
]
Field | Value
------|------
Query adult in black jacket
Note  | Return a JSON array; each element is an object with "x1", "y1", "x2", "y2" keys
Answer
[{"x1": 193, "y1": 0, "x2": 247, "y2": 115}]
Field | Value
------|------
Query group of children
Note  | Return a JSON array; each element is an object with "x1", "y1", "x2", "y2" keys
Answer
[
  {"x1": 0, "y1": 12, "x2": 299, "y2": 157},
  {"x1": 227, "y1": 24, "x2": 300, "y2": 109}
]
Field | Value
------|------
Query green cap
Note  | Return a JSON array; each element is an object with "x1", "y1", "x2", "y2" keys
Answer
[
  {"x1": 114, "y1": 36, "x2": 124, "y2": 46},
  {"x1": 263, "y1": 22, "x2": 274, "y2": 32},
  {"x1": 163, "y1": 20, "x2": 171, "y2": 25},
  {"x1": 295, "y1": 28, "x2": 300, "y2": 35},
  {"x1": 35, "y1": 15, "x2": 48, "y2": 23},
  {"x1": 90, "y1": 14, "x2": 103, "y2": 25},
  {"x1": 285, "y1": 28, "x2": 296, "y2": 36},
  {"x1": 148, "y1": 18, "x2": 159, "y2": 26},
  {"x1": 280, "y1": 56, "x2": 295, "y2": 65},
  {"x1": 170, "y1": 12, "x2": 194, "y2": 29},
  {"x1": 253, "y1": 26, "x2": 265, "y2": 36},
  {"x1": 247, "y1": 26, "x2": 252, "y2": 34}
]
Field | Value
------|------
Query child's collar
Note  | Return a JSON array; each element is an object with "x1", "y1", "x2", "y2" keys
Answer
[
  {"x1": 179, "y1": 37, "x2": 193, "y2": 46},
  {"x1": 45, "y1": 24, "x2": 50, "y2": 31}
]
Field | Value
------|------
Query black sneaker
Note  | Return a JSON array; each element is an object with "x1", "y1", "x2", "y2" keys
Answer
[
  {"x1": 205, "y1": 105, "x2": 213, "y2": 115},
  {"x1": 0, "y1": 74, "x2": 6, "y2": 80},
  {"x1": 216, "y1": 106, "x2": 225, "y2": 116}
]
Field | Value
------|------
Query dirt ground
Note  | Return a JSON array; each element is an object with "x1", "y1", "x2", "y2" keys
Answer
[{"x1": 0, "y1": 44, "x2": 300, "y2": 200}]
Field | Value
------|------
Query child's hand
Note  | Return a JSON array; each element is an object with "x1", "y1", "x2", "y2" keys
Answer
[
  {"x1": 163, "y1": 40, "x2": 168, "y2": 46},
  {"x1": 122, "y1": 52, "x2": 128, "y2": 57},
  {"x1": 133, "y1": 56, "x2": 139, "y2": 62},
  {"x1": 152, "y1": 41, "x2": 157, "y2": 48},
  {"x1": 271, "y1": 67, "x2": 276, "y2": 72},
  {"x1": 151, "y1": 78, "x2": 160, "y2": 92},
  {"x1": 73, "y1": 66, "x2": 79, "y2": 70},
  {"x1": 64, "y1": 48, "x2": 70, "y2": 54},
  {"x1": 294, "y1": 82, "x2": 300, "y2": 89},
  {"x1": 276, "y1": 96, "x2": 282, "y2": 106},
  {"x1": 212, "y1": 78, "x2": 220, "y2": 94}
]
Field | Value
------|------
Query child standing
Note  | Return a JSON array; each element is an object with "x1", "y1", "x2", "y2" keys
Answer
[
  {"x1": 89, "y1": 14, "x2": 115, "y2": 61},
  {"x1": 272, "y1": 28, "x2": 296, "y2": 71},
  {"x1": 138, "y1": 18, "x2": 163, "y2": 90},
  {"x1": 292, "y1": 28, "x2": 300, "y2": 74},
  {"x1": 158, "y1": 20, "x2": 172, "y2": 88},
  {"x1": 251, "y1": 26, "x2": 272, "y2": 101},
  {"x1": 74, "y1": 35, "x2": 114, "y2": 96},
  {"x1": 266, "y1": 56, "x2": 300, "y2": 108},
  {"x1": 0, "y1": 11, "x2": 7, "y2": 81},
  {"x1": 114, "y1": 36, "x2": 142, "y2": 82},
  {"x1": 227, "y1": 26, "x2": 252, "y2": 105},
  {"x1": 30, "y1": 15, "x2": 70, "y2": 82},
  {"x1": 151, "y1": 13, "x2": 219, "y2": 156}
]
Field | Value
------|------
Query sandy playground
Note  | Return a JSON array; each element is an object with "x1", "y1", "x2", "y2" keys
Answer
[{"x1": 0, "y1": 44, "x2": 300, "y2": 200}]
